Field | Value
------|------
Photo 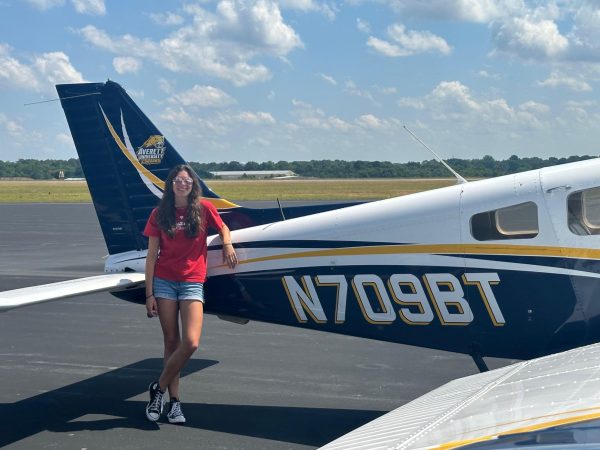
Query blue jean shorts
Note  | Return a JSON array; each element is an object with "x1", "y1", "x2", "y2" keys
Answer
[{"x1": 153, "y1": 277, "x2": 205, "y2": 302}]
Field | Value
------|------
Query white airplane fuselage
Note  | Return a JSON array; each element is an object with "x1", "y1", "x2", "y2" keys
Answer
[{"x1": 106, "y1": 158, "x2": 600, "y2": 360}]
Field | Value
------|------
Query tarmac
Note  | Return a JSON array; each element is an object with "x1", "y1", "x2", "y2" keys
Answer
[{"x1": 0, "y1": 203, "x2": 516, "y2": 449}]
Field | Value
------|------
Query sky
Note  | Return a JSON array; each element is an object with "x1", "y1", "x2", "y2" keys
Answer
[{"x1": 1, "y1": 0, "x2": 600, "y2": 164}]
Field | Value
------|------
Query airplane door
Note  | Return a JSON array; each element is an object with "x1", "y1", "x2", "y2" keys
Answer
[
  {"x1": 459, "y1": 173, "x2": 547, "y2": 359},
  {"x1": 541, "y1": 170, "x2": 600, "y2": 349}
]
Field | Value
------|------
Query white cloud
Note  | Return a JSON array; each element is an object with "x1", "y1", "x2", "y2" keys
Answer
[
  {"x1": 169, "y1": 85, "x2": 235, "y2": 108},
  {"x1": 356, "y1": 114, "x2": 385, "y2": 129},
  {"x1": 32, "y1": 52, "x2": 85, "y2": 87},
  {"x1": 235, "y1": 111, "x2": 275, "y2": 124},
  {"x1": 566, "y1": 100, "x2": 596, "y2": 109},
  {"x1": 397, "y1": 97, "x2": 425, "y2": 109},
  {"x1": 159, "y1": 106, "x2": 276, "y2": 137},
  {"x1": 0, "y1": 44, "x2": 41, "y2": 91},
  {"x1": 360, "y1": 1, "x2": 600, "y2": 66},
  {"x1": 377, "y1": 86, "x2": 397, "y2": 94},
  {"x1": 291, "y1": 98, "x2": 352, "y2": 131},
  {"x1": 519, "y1": 100, "x2": 549, "y2": 115},
  {"x1": 212, "y1": 0, "x2": 302, "y2": 55},
  {"x1": 344, "y1": 80, "x2": 376, "y2": 103},
  {"x1": 563, "y1": 100, "x2": 600, "y2": 125},
  {"x1": 477, "y1": 69, "x2": 501, "y2": 80},
  {"x1": 25, "y1": 0, "x2": 105, "y2": 14},
  {"x1": 567, "y1": 3, "x2": 600, "y2": 61},
  {"x1": 149, "y1": 11, "x2": 185, "y2": 26},
  {"x1": 399, "y1": 80, "x2": 549, "y2": 130},
  {"x1": 298, "y1": 115, "x2": 352, "y2": 131},
  {"x1": 70, "y1": 0, "x2": 105, "y2": 15},
  {"x1": 127, "y1": 89, "x2": 144, "y2": 99},
  {"x1": 79, "y1": 27, "x2": 166, "y2": 61},
  {"x1": 367, "y1": 24, "x2": 451, "y2": 57},
  {"x1": 159, "y1": 78, "x2": 176, "y2": 94},
  {"x1": 56, "y1": 132, "x2": 75, "y2": 148},
  {"x1": 329, "y1": 116, "x2": 352, "y2": 131},
  {"x1": 77, "y1": 0, "x2": 302, "y2": 86},
  {"x1": 0, "y1": 113, "x2": 44, "y2": 151},
  {"x1": 24, "y1": 0, "x2": 64, "y2": 11},
  {"x1": 160, "y1": 106, "x2": 195, "y2": 125},
  {"x1": 0, "y1": 113, "x2": 25, "y2": 137},
  {"x1": 318, "y1": 73, "x2": 337, "y2": 85},
  {"x1": 372, "y1": 0, "x2": 522, "y2": 23},
  {"x1": 279, "y1": 0, "x2": 336, "y2": 19},
  {"x1": 367, "y1": 37, "x2": 404, "y2": 57},
  {"x1": 356, "y1": 18, "x2": 371, "y2": 34},
  {"x1": 113, "y1": 56, "x2": 141, "y2": 74},
  {"x1": 291, "y1": 98, "x2": 313, "y2": 110},
  {"x1": 361, "y1": 1, "x2": 600, "y2": 63},
  {"x1": 537, "y1": 72, "x2": 592, "y2": 92},
  {"x1": 491, "y1": 16, "x2": 569, "y2": 60},
  {"x1": 0, "y1": 46, "x2": 84, "y2": 93}
]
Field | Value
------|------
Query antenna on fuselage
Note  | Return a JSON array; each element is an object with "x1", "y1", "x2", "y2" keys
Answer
[
  {"x1": 403, "y1": 125, "x2": 468, "y2": 184},
  {"x1": 276, "y1": 197, "x2": 286, "y2": 221}
]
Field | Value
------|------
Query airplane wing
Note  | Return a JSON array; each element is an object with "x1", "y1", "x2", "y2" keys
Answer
[
  {"x1": 320, "y1": 342, "x2": 600, "y2": 449},
  {"x1": 0, "y1": 273, "x2": 145, "y2": 313}
]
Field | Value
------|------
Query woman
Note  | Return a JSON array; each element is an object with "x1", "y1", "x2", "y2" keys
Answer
[{"x1": 143, "y1": 164, "x2": 237, "y2": 423}]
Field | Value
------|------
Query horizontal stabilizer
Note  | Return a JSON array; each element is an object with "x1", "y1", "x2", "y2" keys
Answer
[
  {"x1": 321, "y1": 342, "x2": 600, "y2": 449},
  {"x1": 0, "y1": 273, "x2": 145, "y2": 312}
]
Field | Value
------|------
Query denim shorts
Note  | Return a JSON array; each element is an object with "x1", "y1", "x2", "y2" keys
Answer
[{"x1": 152, "y1": 277, "x2": 205, "y2": 302}]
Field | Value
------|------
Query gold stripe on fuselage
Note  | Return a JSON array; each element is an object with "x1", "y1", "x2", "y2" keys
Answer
[{"x1": 238, "y1": 243, "x2": 600, "y2": 266}]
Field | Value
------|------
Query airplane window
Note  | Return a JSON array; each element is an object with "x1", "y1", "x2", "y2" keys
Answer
[
  {"x1": 568, "y1": 187, "x2": 600, "y2": 235},
  {"x1": 471, "y1": 202, "x2": 539, "y2": 241},
  {"x1": 495, "y1": 202, "x2": 538, "y2": 235}
]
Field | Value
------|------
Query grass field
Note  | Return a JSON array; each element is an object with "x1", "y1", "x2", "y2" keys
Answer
[
  {"x1": 0, "y1": 178, "x2": 457, "y2": 203},
  {"x1": 0, "y1": 180, "x2": 92, "y2": 203}
]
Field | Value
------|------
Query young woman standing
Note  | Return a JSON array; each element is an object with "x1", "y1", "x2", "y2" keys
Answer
[{"x1": 143, "y1": 164, "x2": 237, "y2": 423}]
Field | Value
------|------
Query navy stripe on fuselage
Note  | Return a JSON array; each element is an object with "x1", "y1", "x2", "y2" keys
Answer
[{"x1": 460, "y1": 253, "x2": 600, "y2": 272}]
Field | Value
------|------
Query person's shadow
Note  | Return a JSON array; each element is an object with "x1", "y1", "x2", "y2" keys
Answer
[
  {"x1": 0, "y1": 358, "x2": 215, "y2": 446},
  {"x1": 1, "y1": 358, "x2": 385, "y2": 448}
]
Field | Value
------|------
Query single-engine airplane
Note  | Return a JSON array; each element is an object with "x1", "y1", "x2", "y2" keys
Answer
[{"x1": 3, "y1": 80, "x2": 600, "y2": 448}]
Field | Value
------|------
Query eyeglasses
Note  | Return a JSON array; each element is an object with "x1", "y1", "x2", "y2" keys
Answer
[{"x1": 173, "y1": 177, "x2": 193, "y2": 186}]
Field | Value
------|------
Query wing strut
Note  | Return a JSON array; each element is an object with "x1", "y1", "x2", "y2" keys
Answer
[{"x1": 471, "y1": 352, "x2": 489, "y2": 372}]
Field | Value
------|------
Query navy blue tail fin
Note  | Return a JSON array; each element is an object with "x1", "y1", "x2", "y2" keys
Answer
[{"x1": 56, "y1": 80, "x2": 235, "y2": 255}]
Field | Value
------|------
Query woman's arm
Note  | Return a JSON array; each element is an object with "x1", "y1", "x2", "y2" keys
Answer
[
  {"x1": 145, "y1": 236, "x2": 160, "y2": 317},
  {"x1": 219, "y1": 224, "x2": 238, "y2": 269}
]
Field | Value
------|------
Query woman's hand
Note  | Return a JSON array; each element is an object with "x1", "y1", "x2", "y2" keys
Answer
[
  {"x1": 146, "y1": 295, "x2": 158, "y2": 318},
  {"x1": 223, "y1": 244, "x2": 238, "y2": 269}
]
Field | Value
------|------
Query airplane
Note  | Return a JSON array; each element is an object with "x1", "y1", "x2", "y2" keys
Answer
[{"x1": 2, "y1": 80, "x2": 600, "y2": 448}]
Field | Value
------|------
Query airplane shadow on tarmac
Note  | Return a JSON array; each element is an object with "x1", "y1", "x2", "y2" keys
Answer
[{"x1": 0, "y1": 358, "x2": 384, "y2": 448}]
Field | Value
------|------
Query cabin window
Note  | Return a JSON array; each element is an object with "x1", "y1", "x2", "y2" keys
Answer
[
  {"x1": 471, "y1": 202, "x2": 539, "y2": 241},
  {"x1": 568, "y1": 187, "x2": 600, "y2": 236}
]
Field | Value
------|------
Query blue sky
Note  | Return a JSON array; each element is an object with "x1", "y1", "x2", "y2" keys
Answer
[{"x1": 1, "y1": 0, "x2": 600, "y2": 163}]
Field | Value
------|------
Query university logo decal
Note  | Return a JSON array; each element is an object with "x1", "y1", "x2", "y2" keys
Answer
[{"x1": 136, "y1": 135, "x2": 165, "y2": 165}]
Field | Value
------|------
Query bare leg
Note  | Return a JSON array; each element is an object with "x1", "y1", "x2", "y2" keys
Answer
[
  {"x1": 158, "y1": 300, "x2": 204, "y2": 393},
  {"x1": 157, "y1": 299, "x2": 181, "y2": 398}
]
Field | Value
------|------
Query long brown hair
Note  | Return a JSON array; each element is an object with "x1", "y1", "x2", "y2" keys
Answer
[{"x1": 156, "y1": 165, "x2": 203, "y2": 238}]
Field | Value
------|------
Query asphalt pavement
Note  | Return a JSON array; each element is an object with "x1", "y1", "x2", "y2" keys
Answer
[{"x1": 0, "y1": 203, "x2": 515, "y2": 449}]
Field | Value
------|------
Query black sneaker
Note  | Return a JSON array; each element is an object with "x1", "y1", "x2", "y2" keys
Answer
[
  {"x1": 167, "y1": 398, "x2": 186, "y2": 424},
  {"x1": 145, "y1": 381, "x2": 164, "y2": 422}
]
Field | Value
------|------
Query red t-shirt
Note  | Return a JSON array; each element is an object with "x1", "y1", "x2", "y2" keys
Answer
[{"x1": 143, "y1": 200, "x2": 225, "y2": 282}]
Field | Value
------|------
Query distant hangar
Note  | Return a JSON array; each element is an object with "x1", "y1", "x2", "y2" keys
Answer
[{"x1": 209, "y1": 170, "x2": 298, "y2": 179}]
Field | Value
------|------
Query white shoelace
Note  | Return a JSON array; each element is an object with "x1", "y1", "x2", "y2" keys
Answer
[
  {"x1": 149, "y1": 390, "x2": 164, "y2": 410},
  {"x1": 169, "y1": 401, "x2": 183, "y2": 417}
]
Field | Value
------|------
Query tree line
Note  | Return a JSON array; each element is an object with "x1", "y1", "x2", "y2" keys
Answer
[
  {"x1": 0, "y1": 154, "x2": 595, "y2": 180},
  {"x1": 192, "y1": 154, "x2": 595, "y2": 179}
]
